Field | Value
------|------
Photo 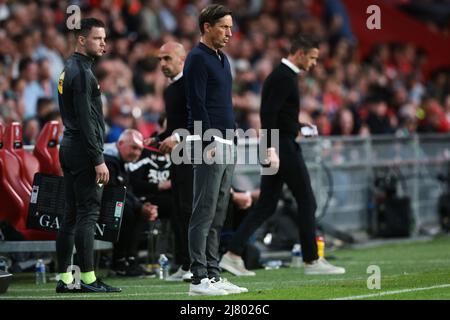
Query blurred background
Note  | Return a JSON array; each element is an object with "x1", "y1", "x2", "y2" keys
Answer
[{"x1": 0, "y1": 0, "x2": 449, "y2": 140}]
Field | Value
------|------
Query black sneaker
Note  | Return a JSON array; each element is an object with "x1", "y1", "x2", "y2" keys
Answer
[
  {"x1": 80, "y1": 278, "x2": 122, "y2": 293},
  {"x1": 111, "y1": 257, "x2": 156, "y2": 278},
  {"x1": 125, "y1": 260, "x2": 156, "y2": 278},
  {"x1": 55, "y1": 280, "x2": 81, "y2": 293},
  {"x1": 111, "y1": 258, "x2": 129, "y2": 277}
]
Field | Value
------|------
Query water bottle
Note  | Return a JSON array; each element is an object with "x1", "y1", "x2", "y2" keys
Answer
[
  {"x1": 158, "y1": 254, "x2": 169, "y2": 280},
  {"x1": 291, "y1": 243, "x2": 303, "y2": 268},
  {"x1": 316, "y1": 236, "x2": 325, "y2": 259},
  {"x1": 264, "y1": 260, "x2": 282, "y2": 270},
  {"x1": 35, "y1": 259, "x2": 46, "y2": 285},
  {"x1": 0, "y1": 256, "x2": 9, "y2": 273}
]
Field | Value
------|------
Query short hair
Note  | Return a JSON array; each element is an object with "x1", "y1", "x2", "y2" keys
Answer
[
  {"x1": 74, "y1": 18, "x2": 106, "y2": 38},
  {"x1": 290, "y1": 35, "x2": 320, "y2": 55},
  {"x1": 198, "y1": 4, "x2": 232, "y2": 34},
  {"x1": 18, "y1": 57, "x2": 35, "y2": 74},
  {"x1": 37, "y1": 97, "x2": 54, "y2": 112}
]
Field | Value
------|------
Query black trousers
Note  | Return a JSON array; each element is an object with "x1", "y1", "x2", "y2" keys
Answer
[
  {"x1": 228, "y1": 136, "x2": 319, "y2": 262},
  {"x1": 146, "y1": 191, "x2": 175, "y2": 261},
  {"x1": 56, "y1": 146, "x2": 103, "y2": 273},
  {"x1": 112, "y1": 206, "x2": 147, "y2": 262},
  {"x1": 170, "y1": 163, "x2": 193, "y2": 270}
]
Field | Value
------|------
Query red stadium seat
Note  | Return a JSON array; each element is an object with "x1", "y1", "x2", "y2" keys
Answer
[
  {"x1": 0, "y1": 123, "x2": 25, "y2": 225},
  {"x1": 33, "y1": 121, "x2": 63, "y2": 176},
  {"x1": 1, "y1": 123, "x2": 54, "y2": 240},
  {"x1": 3, "y1": 122, "x2": 40, "y2": 188}
]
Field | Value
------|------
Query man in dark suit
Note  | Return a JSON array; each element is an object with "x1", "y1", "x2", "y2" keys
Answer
[
  {"x1": 146, "y1": 42, "x2": 194, "y2": 282},
  {"x1": 220, "y1": 35, "x2": 346, "y2": 276}
]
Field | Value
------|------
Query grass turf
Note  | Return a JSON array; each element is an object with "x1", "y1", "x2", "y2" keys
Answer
[{"x1": 2, "y1": 235, "x2": 450, "y2": 300}]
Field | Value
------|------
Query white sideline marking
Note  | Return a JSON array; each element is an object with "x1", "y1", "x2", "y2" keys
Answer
[{"x1": 333, "y1": 284, "x2": 450, "y2": 300}]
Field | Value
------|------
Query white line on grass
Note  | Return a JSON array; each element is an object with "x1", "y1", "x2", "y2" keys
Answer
[
  {"x1": 332, "y1": 284, "x2": 450, "y2": 300},
  {"x1": 0, "y1": 291, "x2": 188, "y2": 299},
  {"x1": 6, "y1": 277, "x2": 364, "y2": 294}
]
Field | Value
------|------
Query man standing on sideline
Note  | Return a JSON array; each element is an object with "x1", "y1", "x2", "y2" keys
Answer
[
  {"x1": 184, "y1": 4, "x2": 247, "y2": 296},
  {"x1": 147, "y1": 42, "x2": 194, "y2": 282},
  {"x1": 219, "y1": 36, "x2": 346, "y2": 276},
  {"x1": 55, "y1": 18, "x2": 121, "y2": 293}
]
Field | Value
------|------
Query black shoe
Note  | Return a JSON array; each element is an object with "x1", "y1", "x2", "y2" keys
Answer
[
  {"x1": 111, "y1": 258, "x2": 129, "y2": 277},
  {"x1": 111, "y1": 257, "x2": 156, "y2": 278},
  {"x1": 80, "y1": 278, "x2": 122, "y2": 293},
  {"x1": 126, "y1": 262, "x2": 156, "y2": 278},
  {"x1": 55, "y1": 280, "x2": 81, "y2": 293}
]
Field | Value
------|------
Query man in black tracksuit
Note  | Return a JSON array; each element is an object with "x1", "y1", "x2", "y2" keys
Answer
[
  {"x1": 220, "y1": 36, "x2": 346, "y2": 276},
  {"x1": 55, "y1": 18, "x2": 120, "y2": 293},
  {"x1": 104, "y1": 129, "x2": 158, "y2": 277}
]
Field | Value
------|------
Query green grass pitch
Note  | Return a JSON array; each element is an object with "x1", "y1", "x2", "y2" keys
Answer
[{"x1": 2, "y1": 235, "x2": 450, "y2": 300}]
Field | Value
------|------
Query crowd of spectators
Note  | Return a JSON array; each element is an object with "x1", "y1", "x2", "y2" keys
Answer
[{"x1": 1, "y1": 0, "x2": 449, "y2": 145}]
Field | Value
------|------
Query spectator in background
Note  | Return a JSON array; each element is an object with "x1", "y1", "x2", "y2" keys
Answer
[
  {"x1": 104, "y1": 129, "x2": 158, "y2": 277},
  {"x1": 106, "y1": 105, "x2": 135, "y2": 143},
  {"x1": 37, "y1": 57, "x2": 58, "y2": 104},
  {"x1": 365, "y1": 99, "x2": 396, "y2": 135},
  {"x1": 22, "y1": 117, "x2": 40, "y2": 145},
  {"x1": 445, "y1": 95, "x2": 450, "y2": 124},
  {"x1": 418, "y1": 98, "x2": 450, "y2": 133},
  {"x1": 19, "y1": 57, "x2": 44, "y2": 119},
  {"x1": 395, "y1": 104, "x2": 418, "y2": 137},
  {"x1": 36, "y1": 97, "x2": 55, "y2": 129},
  {"x1": 311, "y1": 109, "x2": 332, "y2": 136},
  {"x1": 331, "y1": 108, "x2": 356, "y2": 136},
  {"x1": 128, "y1": 114, "x2": 174, "y2": 270},
  {"x1": 133, "y1": 57, "x2": 161, "y2": 97},
  {"x1": 34, "y1": 27, "x2": 65, "y2": 84},
  {"x1": 0, "y1": 1, "x2": 449, "y2": 142}
]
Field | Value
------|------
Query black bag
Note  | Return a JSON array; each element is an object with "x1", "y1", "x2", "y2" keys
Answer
[
  {"x1": 374, "y1": 196, "x2": 412, "y2": 238},
  {"x1": 26, "y1": 173, "x2": 126, "y2": 242}
]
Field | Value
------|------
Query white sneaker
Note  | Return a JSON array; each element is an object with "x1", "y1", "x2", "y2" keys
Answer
[
  {"x1": 304, "y1": 258, "x2": 346, "y2": 275},
  {"x1": 182, "y1": 270, "x2": 193, "y2": 282},
  {"x1": 219, "y1": 253, "x2": 256, "y2": 276},
  {"x1": 166, "y1": 267, "x2": 193, "y2": 282},
  {"x1": 189, "y1": 278, "x2": 229, "y2": 296},
  {"x1": 211, "y1": 277, "x2": 248, "y2": 294}
]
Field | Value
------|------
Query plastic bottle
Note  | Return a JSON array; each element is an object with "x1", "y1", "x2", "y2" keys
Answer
[
  {"x1": 35, "y1": 259, "x2": 46, "y2": 285},
  {"x1": 264, "y1": 260, "x2": 282, "y2": 270},
  {"x1": 0, "y1": 256, "x2": 9, "y2": 273},
  {"x1": 158, "y1": 254, "x2": 169, "y2": 280},
  {"x1": 291, "y1": 243, "x2": 303, "y2": 267},
  {"x1": 316, "y1": 236, "x2": 325, "y2": 258}
]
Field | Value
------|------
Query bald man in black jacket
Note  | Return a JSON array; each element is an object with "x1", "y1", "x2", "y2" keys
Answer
[{"x1": 146, "y1": 42, "x2": 193, "y2": 282}]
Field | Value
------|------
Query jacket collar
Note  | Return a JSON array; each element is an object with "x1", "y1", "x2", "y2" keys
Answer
[
  {"x1": 198, "y1": 42, "x2": 224, "y2": 60},
  {"x1": 73, "y1": 52, "x2": 95, "y2": 66}
]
